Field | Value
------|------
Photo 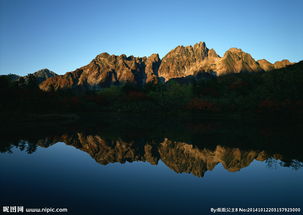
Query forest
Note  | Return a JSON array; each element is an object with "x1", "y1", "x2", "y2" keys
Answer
[{"x1": 1, "y1": 61, "x2": 302, "y2": 117}]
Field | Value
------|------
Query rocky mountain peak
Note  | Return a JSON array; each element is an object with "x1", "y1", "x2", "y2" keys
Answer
[
  {"x1": 32, "y1": 68, "x2": 57, "y2": 79},
  {"x1": 2, "y1": 68, "x2": 57, "y2": 86},
  {"x1": 274, "y1": 59, "x2": 293, "y2": 69},
  {"x1": 144, "y1": 53, "x2": 162, "y2": 83},
  {"x1": 158, "y1": 41, "x2": 210, "y2": 80},
  {"x1": 257, "y1": 59, "x2": 274, "y2": 71},
  {"x1": 96, "y1": 52, "x2": 110, "y2": 59},
  {"x1": 226, "y1": 47, "x2": 243, "y2": 53},
  {"x1": 208, "y1": 49, "x2": 219, "y2": 58},
  {"x1": 147, "y1": 53, "x2": 160, "y2": 62},
  {"x1": 258, "y1": 59, "x2": 272, "y2": 64},
  {"x1": 215, "y1": 48, "x2": 263, "y2": 75},
  {"x1": 194, "y1": 41, "x2": 206, "y2": 48}
]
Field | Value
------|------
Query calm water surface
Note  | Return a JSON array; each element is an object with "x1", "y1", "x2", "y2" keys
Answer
[{"x1": 0, "y1": 116, "x2": 302, "y2": 214}]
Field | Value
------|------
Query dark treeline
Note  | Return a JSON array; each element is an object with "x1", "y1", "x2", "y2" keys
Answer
[{"x1": 1, "y1": 61, "x2": 303, "y2": 115}]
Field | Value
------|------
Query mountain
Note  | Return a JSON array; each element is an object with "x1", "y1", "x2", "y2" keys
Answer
[
  {"x1": 2, "y1": 68, "x2": 57, "y2": 85},
  {"x1": 28, "y1": 68, "x2": 57, "y2": 84},
  {"x1": 39, "y1": 53, "x2": 161, "y2": 91},
  {"x1": 257, "y1": 59, "x2": 275, "y2": 71},
  {"x1": 6, "y1": 74, "x2": 21, "y2": 81},
  {"x1": 158, "y1": 42, "x2": 219, "y2": 80},
  {"x1": 158, "y1": 44, "x2": 263, "y2": 78},
  {"x1": 216, "y1": 48, "x2": 263, "y2": 75},
  {"x1": 39, "y1": 42, "x2": 294, "y2": 91},
  {"x1": 258, "y1": 59, "x2": 294, "y2": 71},
  {"x1": 273, "y1": 59, "x2": 293, "y2": 69}
]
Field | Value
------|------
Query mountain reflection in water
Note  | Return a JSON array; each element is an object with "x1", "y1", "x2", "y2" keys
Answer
[
  {"x1": 37, "y1": 135, "x2": 302, "y2": 177},
  {"x1": 1, "y1": 115, "x2": 303, "y2": 215},
  {"x1": 2, "y1": 116, "x2": 303, "y2": 178}
]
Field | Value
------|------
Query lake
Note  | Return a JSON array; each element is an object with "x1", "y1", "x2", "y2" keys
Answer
[{"x1": 1, "y1": 114, "x2": 302, "y2": 214}]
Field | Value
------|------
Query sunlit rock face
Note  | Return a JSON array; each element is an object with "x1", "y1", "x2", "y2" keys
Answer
[
  {"x1": 39, "y1": 41, "x2": 293, "y2": 91},
  {"x1": 158, "y1": 44, "x2": 265, "y2": 79},
  {"x1": 158, "y1": 42, "x2": 220, "y2": 80},
  {"x1": 257, "y1": 59, "x2": 275, "y2": 71},
  {"x1": 273, "y1": 59, "x2": 293, "y2": 69},
  {"x1": 39, "y1": 53, "x2": 161, "y2": 91},
  {"x1": 36, "y1": 133, "x2": 283, "y2": 178},
  {"x1": 215, "y1": 48, "x2": 263, "y2": 75},
  {"x1": 39, "y1": 69, "x2": 83, "y2": 91},
  {"x1": 257, "y1": 59, "x2": 294, "y2": 71}
]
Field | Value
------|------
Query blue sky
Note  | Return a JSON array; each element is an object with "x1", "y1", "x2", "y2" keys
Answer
[{"x1": 0, "y1": 0, "x2": 302, "y2": 76}]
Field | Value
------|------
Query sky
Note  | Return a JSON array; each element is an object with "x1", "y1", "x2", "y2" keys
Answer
[{"x1": 0, "y1": 0, "x2": 302, "y2": 76}]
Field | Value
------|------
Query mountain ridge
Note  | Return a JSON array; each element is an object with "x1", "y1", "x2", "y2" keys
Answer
[
  {"x1": 2, "y1": 68, "x2": 57, "y2": 85},
  {"x1": 18, "y1": 42, "x2": 294, "y2": 91}
]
